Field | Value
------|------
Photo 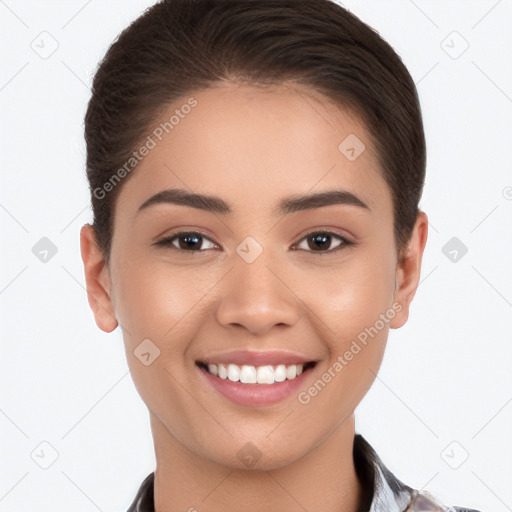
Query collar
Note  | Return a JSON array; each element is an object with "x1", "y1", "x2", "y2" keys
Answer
[
  {"x1": 353, "y1": 434, "x2": 414, "y2": 511},
  {"x1": 126, "y1": 434, "x2": 456, "y2": 512}
]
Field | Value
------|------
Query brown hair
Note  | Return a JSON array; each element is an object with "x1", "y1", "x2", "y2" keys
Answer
[{"x1": 84, "y1": 0, "x2": 426, "y2": 265}]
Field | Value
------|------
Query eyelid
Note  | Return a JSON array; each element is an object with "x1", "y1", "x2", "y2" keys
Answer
[{"x1": 293, "y1": 227, "x2": 353, "y2": 245}]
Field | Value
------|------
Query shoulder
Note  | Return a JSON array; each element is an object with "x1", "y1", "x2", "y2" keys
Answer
[
  {"x1": 404, "y1": 490, "x2": 483, "y2": 512},
  {"x1": 126, "y1": 472, "x2": 154, "y2": 512},
  {"x1": 353, "y1": 433, "x2": 483, "y2": 512}
]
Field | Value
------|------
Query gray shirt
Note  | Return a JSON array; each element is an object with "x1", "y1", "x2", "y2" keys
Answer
[{"x1": 126, "y1": 433, "x2": 482, "y2": 511}]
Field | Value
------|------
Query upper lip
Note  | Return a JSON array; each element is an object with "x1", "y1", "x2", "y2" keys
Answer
[{"x1": 197, "y1": 350, "x2": 317, "y2": 366}]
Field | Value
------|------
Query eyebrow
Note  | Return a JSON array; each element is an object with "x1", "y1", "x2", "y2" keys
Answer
[{"x1": 137, "y1": 188, "x2": 370, "y2": 216}]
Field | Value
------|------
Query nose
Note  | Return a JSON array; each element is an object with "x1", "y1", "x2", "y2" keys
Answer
[{"x1": 215, "y1": 251, "x2": 301, "y2": 336}]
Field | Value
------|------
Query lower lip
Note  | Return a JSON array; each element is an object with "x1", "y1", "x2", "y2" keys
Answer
[{"x1": 197, "y1": 364, "x2": 315, "y2": 407}]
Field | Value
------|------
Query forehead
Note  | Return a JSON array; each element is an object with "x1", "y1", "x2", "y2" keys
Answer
[{"x1": 115, "y1": 83, "x2": 392, "y2": 220}]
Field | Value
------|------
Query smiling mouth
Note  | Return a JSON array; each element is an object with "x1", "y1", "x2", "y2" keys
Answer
[{"x1": 195, "y1": 360, "x2": 317, "y2": 384}]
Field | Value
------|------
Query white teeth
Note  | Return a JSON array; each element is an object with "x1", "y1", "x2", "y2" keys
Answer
[
  {"x1": 274, "y1": 364, "x2": 286, "y2": 382},
  {"x1": 256, "y1": 365, "x2": 274, "y2": 384},
  {"x1": 204, "y1": 362, "x2": 309, "y2": 384},
  {"x1": 218, "y1": 364, "x2": 227, "y2": 379},
  {"x1": 286, "y1": 364, "x2": 297, "y2": 379},
  {"x1": 240, "y1": 365, "x2": 257, "y2": 383},
  {"x1": 227, "y1": 364, "x2": 240, "y2": 382}
]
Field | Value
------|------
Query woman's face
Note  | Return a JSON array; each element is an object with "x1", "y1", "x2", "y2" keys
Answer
[{"x1": 81, "y1": 83, "x2": 426, "y2": 470}]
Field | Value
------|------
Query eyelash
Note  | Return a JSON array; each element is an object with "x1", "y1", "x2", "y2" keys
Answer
[{"x1": 154, "y1": 229, "x2": 353, "y2": 254}]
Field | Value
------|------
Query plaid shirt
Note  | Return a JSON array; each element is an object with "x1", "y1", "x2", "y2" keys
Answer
[{"x1": 126, "y1": 434, "x2": 482, "y2": 512}]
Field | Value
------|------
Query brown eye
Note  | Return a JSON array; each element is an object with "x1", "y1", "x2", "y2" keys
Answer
[
  {"x1": 156, "y1": 231, "x2": 218, "y2": 251},
  {"x1": 293, "y1": 231, "x2": 351, "y2": 253}
]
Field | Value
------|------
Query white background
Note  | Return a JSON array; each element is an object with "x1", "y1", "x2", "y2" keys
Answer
[{"x1": 1, "y1": 1, "x2": 511, "y2": 511}]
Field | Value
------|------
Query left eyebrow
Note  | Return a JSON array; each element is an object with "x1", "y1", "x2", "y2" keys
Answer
[
  {"x1": 136, "y1": 187, "x2": 370, "y2": 216},
  {"x1": 277, "y1": 189, "x2": 370, "y2": 215}
]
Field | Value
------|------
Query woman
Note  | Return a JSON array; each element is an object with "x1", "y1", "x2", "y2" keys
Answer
[{"x1": 79, "y1": 0, "x2": 482, "y2": 510}]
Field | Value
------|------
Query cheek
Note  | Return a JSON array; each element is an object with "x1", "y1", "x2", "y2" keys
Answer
[
  {"x1": 301, "y1": 251, "x2": 395, "y2": 401},
  {"x1": 111, "y1": 252, "x2": 208, "y2": 348},
  {"x1": 112, "y1": 256, "x2": 209, "y2": 413},
  {"x1": 298, "y1": 256, "x2": 395, "y2": 412},
  {"x1": 305, "y1": 249, "x2": 396, "y2": 336}
]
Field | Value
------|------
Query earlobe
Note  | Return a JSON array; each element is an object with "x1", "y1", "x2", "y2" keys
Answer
[
  {"x1": 79, "y1": 223, "x2": 119, "y2": 333},
  {"x1": 390, "y1": 211, "x2": 428, "y2": 329}
]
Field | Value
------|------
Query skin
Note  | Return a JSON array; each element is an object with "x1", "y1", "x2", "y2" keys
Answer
[{"x1": 80, "y1": 82, "x2": 428, "y2": 512}]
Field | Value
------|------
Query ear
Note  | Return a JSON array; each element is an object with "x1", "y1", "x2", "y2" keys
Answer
[
  {"x1": 390, "y1": 211, "x2": 428, "y2": 329},
  {"x1": 79, "y1": 223, "x2": 119, "y2": 333}
]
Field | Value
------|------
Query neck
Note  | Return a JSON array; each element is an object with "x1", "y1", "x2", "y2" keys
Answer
[{"x1": 151, "y1": 414, "x2": 364, "y2": 512}]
